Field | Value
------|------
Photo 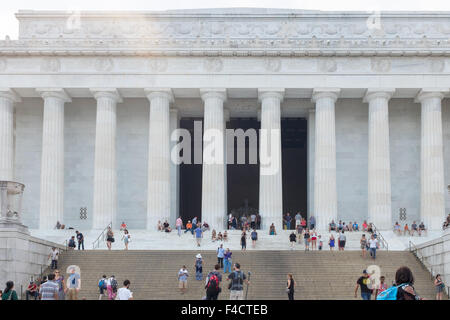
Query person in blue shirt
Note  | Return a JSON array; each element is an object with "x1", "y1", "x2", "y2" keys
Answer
[
  {"x1": 353, "y1": 222, "x2": 359, "y2": 231},
  {"x1": 194, "y1": 225, "x2": 203, "y2": 247}
]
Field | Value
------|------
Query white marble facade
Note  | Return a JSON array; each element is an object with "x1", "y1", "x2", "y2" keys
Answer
[{"x1": 0, "y1": 9, "x2": 449, "y2": 231}]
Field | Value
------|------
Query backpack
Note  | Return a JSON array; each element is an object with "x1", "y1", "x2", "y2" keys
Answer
[
  {"x1": 98, "y1": 279, "x2": 106, "y2": 289},
  {"x1": 111, "y1": 279, "x2": 118, "y2": 292},
  {"x1": 206, "y1": 274, "x2": 220, "y2": 292},
  {"x1": 228, "y1": 271, "x2": 243, "y2": 290},
  {"x1": 376, "y1": 284, "x2": 407, "y2": 300}
]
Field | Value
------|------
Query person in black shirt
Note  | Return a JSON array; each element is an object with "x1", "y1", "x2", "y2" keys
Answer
[
  {"x1": 75, "y1": 231, "x2": 84, "y2": 250},
  {"x1": 286, "y1": 273, "x2": 296, "y2": 300},
  {"x1": 289, "y1": 232, "x2": 296, "y2": 250},
  {"x1": 354, "y1": 270, "x2": 373, "y2": 300}
]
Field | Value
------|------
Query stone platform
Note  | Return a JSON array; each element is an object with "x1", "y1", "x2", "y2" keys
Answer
[{"x1": 29, "y1": 228, "x2": 444, "y2": 251}]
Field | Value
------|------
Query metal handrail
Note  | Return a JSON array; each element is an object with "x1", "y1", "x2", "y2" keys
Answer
[
  {"x1": 371, "y1": 223, "x2": 388, "y2": 251},
  {"x1": 92, "y1": 221, "x2": 112, "y2": 249},
  {"x1": 409, "y1": 241, "x2": 449, "y2": 299}
]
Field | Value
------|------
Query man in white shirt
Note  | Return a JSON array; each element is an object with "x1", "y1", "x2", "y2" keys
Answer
[
  {"x1": 49, "y1": 247, "x2": 59, "y2": 269},
  {"x1": 368, "y1": 235, "x2": 379, "y2": 260},
  {"x1": 116, "y1": 280, "x2": 133, "y2": 300}
]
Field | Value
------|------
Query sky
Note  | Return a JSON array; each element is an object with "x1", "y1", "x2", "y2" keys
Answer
[{"x1": 0, "y1": 0, "x2": 447, "y2": 39}]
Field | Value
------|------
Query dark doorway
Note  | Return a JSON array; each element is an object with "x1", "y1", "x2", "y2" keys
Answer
[
  {"x1": 179, "y1": 117, "x2": 308, "y2": 224},
  {"x1": 281, "y1": 118, "x2": 308, "y2": 219},
  {"x1": 179, "y1": 118, "x2": 203, "y2": 222},
  {"x1": 226, "y1": 118, "x2": 260, "y2": 217}
]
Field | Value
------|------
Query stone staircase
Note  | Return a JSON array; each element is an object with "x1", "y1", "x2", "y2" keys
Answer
[{"x1": 47, "y1": 250, "x2": 443, "y2": 300}]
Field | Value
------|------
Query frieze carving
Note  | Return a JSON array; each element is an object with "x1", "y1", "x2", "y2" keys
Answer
[
  {"x1": 317, "y1": 59, "x2": 337, "y2": 72},
  {"x1": 203, "y1": 57, "x2": 223, "y2": 72},
  {"x1": 429, "y1": 59, "x2": 445, "y2": 73},
  {"x1": 371, "y1": 58, "x2": 391, "y2": 73},
  {"x1": 264, "y1": 58, "x2": 281, "y2": 72},
  {"x1": 1, "y1": 11, "x2": 450, "y2": 58},
  {"x1": 148, "y1": 58, "x2": 168, "y2": 72},
  {"x1": 40, "y1": 57, "x2": 60, "y2": 72},
  {"x1": 94, "y1": 57, "x2": 114, "y2": 72}
]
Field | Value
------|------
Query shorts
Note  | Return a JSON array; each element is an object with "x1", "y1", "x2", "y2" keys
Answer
[
  {"x1": 179, "y1": 280, "x2": 187, "y2": 289},
  {"x1": 339, "y1": 240, "x2": 346, "y2": 247}
]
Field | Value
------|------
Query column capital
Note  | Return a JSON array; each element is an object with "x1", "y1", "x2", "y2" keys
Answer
[
  {"x1": 90, "y1": 88, "x2": 123, "y2": 103},
  {"x1": 200, "y1": 88, "x2": 227, "y2": 102},
  {"x1": 311, "y1": 88, "x2": 340, "y2": 103},
  {"x1": 415, "y1": 88, "x2": 449, "y2": 103},
  {"x1": 257, "y1": 88, "x2": 284, "y2": 102},
  {"x1": 144, "y1": 88, "x2": 174, "y2": 103},
  {"x1": 36, "y1": 88, "x2": 71, "y2": 103},
  {"x1": 0, "y1": 88, "x2": 21, "y2": 103},
  {"x1": 363, "y1": 88, "x2": 395, "y2": 103}
]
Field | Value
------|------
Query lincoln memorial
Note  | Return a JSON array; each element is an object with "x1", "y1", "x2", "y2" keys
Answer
[{"x1": 0, "y1": 9, "x2": 449, "y2": 233}]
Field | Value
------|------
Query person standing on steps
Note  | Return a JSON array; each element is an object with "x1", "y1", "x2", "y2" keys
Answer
[
  {"x1": 176, "y1": 216, "x2": 183, "y2": 237},
  {"x1": 240, "y1": 230, "x2": 247, "y2": 251},
  {"x1": 67, "y1": 267, "x2": 81, "y2": 300},
  {"x1": 116, "y1": 280, "x2": 133, "y2": 300},
  {"x1": 360, "y1": 234, "x2": 367, "y2": 258},
  {"x1": 250, "y1": 213, "x2": 256, "y2": 230},
  {"x1": 354, "y1": 270, "x2": 373, "y2": 300},
  {"x1": 75, "y1": 231, "x2": 84, "y2": 250},
  {"x1": 194, "y1": 224, "x2": 203, "y2": 247},
  {"x1": 303, "y1": 228, "x2": 310, "y2": 251},
  {"x1": 98, "y1": 275, "x2": 107, "y2": 300},
  {"x1": 309, "y1": 215, "x2": 316, "y2": 230},
  {"x1": 368, "y1": 234, "x2": 379, "y2": 259},
  {"x1": 328, "y1": 234, "x2": 335, "y2": 250},
  {"x1": 54, "y1": 269, "x2": 66, "y2": 301},
  {"x1": 39, "y1": 274, "x2": 58, "y2": 300},
  {"x1": 49, "y1": 247, "x2": 59, "y2": 270},
  {"x1": 217, "y1": 245, "x2": 225, "y2": 269},
  {"x1": 106, "y1": 227, "x2": 114, "y2": 250},
  {"x1": 339, "y1": 231, "x2": 346, "y2": 251},
  {"x1": 123, "y1": 229, "x2": 130, "y2": 250},
  {"x1": 295, "y1": 212, "x2": 301, "y2": 231},
  {"x1": 435, "y1": 274, "x2": 445, "y2": 300},
  {"x1": 205, "y1": 264, "x2": 223, "y2": 300},
  {"x1": 227, "y1": 263, "x2": 249, "y2": 300},
  {"x1": 223, "y1": 248, "x2": 233, "y2": 274},
  {"x1": 107, "y1": 275, "x2": 118, "y2": 300},
  {"x1": 375, "y1": 276, "x2": 388, "y2": 297},
  {"x1": 289, "y1": 231, "x2": 296, "y2": 250},
  {"x1": 286, "y1": 273, "x2": 296, "y2": 300},
  {"x1": 310, "y1": 229, "x2": 317, "y2": 250},
  {"x1": 251, "y1": 229, "x2": 258, "y2": 248},
  {"x1": 195, "y1": 254, "x2": 203, "y2": 281},
  {"x1": 178, "y1": 265, "x2": 189, "y2": 294}
]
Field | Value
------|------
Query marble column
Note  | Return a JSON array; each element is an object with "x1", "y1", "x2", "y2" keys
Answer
[
  {"x1": 223, "y1": 109, "x2": 230, "y2": 219},
  {"x1": 169, "y1": 108, "x2": 180, "y2": 226},
  {"x1": 91, "y1": 89, "x2": 122, "y2": 230},
  {"x1": 0, "y1": 89, "x2": 21, "y2": 181},
  {"x1": 258, "y1": 89, "x2": 284, "y2": 231},
  {"x1": 415, "y1": 89, "x2": 448, "y2": 230},
  {"x1": 36, "y1": 88, "x2": 71, "y2": 229},
  {"x1": 307, "y1": 108, "x2": 315, "y2": 218},
  {"x1": 145, "y1": 88, "x2": 173, "y2": 230},
  {"x1": 364, "y1": 89, "x2": 395, "y2": 230},
  {"x1": 312, "y1": 88, "x2": 340, "y2": 230},
  {"x1": 200, "y1": 89, "x2": 227, "y2": 231}
]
